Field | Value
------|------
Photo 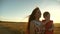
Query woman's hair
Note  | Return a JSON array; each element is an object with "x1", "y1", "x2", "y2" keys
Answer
[
  {"x1": 43, "y1": 11, "x2": 50, "y2": 18},
  {"x1": 27, "y1": 7, "x2": 41, "y2": 30}
]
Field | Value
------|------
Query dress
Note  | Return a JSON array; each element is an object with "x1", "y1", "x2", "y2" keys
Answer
[
  {"x1": 33, "y1": 20, "x2": 43, "y2": 34},
  {"x1": 42, "y1": 20, "x2": 54, "y2": 34}
]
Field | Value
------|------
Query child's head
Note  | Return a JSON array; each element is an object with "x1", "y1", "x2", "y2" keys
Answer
[{"x1": 43, "y1": 11, "x2": 50, "y2": 20}]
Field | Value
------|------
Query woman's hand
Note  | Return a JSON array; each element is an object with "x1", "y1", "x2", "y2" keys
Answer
[{"x1": 43, "y1": 20, "x2": 50, "y2": 25}]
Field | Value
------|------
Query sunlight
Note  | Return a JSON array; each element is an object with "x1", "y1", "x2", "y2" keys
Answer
[{"x1": 39, "y1": 5, "x2": 60, "y2": 23}]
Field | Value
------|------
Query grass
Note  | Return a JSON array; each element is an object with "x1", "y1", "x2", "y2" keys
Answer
[{"x1": 0, "y1": 21, "x2": 60, "y2": 34}]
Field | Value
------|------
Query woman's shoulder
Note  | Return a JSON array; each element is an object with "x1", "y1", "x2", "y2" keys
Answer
[
  {"x1": 50, "y1": 20, "x2": 53, "y2": 24},
  {"x1": 30, "y1": 20, "x2": 36, "y2": 23},
  {"x1": 33, "y1": 20, "x2": 42, "y2": 26},
  {"x1": 42, "y1": 20, "x2": 46, "y2": 22},
  {"x1": 30, "y1": 20, "x2": 36, "y2": 24}
]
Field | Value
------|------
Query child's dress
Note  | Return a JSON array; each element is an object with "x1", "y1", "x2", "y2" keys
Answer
[{"x1": 42, "y1": 20, "x2": 54, "y2": 34}]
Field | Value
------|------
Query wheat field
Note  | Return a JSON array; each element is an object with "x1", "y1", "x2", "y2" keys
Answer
[{"x1": 0, "y1": 21, "x2": 60, "y2": 34}]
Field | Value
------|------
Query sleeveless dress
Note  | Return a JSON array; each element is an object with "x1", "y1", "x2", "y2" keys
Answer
[
  {"x1": 32, "y1": 20, "x2": 43, "y2": 34},
  {"x1": 42, "y1": 20, "x2": 54, "y2": 34}
]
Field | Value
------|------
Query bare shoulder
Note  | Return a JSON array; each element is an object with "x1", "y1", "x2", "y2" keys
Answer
[
  {"x1": 50, "y1": 20, "x2": 53, "y2": 22},
  {"x1": 30, "y1": 20, "x2": 35, "y2": 25},
  {"x1": 30, "y1": 20, "x2": 35, "y2": 23}
]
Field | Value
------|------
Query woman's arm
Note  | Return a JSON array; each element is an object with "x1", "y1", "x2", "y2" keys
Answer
[
  {"x1": 42, "y1": 20, "x2": 50, "y2": 25},
  {"x1": 30, "y1": 21, "x2": 35, "y2": 34}
]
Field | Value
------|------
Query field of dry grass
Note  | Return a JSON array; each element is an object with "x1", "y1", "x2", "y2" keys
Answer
[{"x1": 0, "y1": 21, "x2": 60, "y2": 34}]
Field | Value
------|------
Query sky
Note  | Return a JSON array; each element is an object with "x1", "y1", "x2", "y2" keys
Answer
[{"x1": 0, "y1": 0, "x2": 60, "y2": 23}]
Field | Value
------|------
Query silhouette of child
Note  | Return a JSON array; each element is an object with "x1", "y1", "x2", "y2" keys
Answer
[{"x1": 42, "y1": 11, "x2": 54, "y2": 34}]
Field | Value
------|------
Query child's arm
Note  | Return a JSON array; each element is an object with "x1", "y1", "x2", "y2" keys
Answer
[
  {"x1": 48, "y1": 21, "x2": 54, "y2": 31},
  {"x1": 49, "y1": 24, "x2": 54, "y2": 31}
]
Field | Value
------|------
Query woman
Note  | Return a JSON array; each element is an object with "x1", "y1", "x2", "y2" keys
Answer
[{"x1": 27, "y1": 7, "x2": 43, "y2": 34}]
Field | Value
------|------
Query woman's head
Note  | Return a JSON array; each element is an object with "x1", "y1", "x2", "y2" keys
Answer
[
  {"x1": 43, "y1": 11, "x2": 50, "y2": 20},
  {"x1": 29, "y1": 7, "x2": 41, "y2": 22}
]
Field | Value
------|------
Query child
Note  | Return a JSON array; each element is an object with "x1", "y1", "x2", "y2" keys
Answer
[{"x1": 42, "y1": 11, "x2": 54, "y2": 34}]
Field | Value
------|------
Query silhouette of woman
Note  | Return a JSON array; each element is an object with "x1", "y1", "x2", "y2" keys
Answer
[{"x1": 27, "y1": 7, "x2": 43, "y2": 34}]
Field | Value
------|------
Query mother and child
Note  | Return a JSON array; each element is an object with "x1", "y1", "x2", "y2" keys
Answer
[{"x1": 27, "y1": 7, "x2": 54, "y2": 34}]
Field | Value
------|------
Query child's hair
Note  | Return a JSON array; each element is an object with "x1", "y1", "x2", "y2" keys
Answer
[{"x1": 43, "y1": 11, "x2": 50, "y2": 18}]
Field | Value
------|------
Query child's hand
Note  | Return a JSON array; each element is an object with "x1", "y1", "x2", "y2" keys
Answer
[{"x1": 48, "y1": 29, "x2": 53, "y2": 31}]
